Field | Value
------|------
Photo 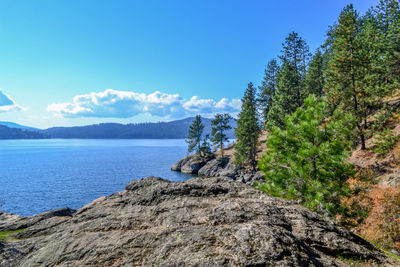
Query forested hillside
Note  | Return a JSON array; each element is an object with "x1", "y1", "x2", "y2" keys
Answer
[
  {"x1": 44, "y1": 117, "x2": 236, "y2": 139},
  {"x1": 0, "y1": 125, "x2": 48, "y2": 139},
  {"x1": 230, "y1": 0, "x2": 400, "y2": 254},
  {"x1": 0, "y1": 121, "x2": 40, "y2": 131}
]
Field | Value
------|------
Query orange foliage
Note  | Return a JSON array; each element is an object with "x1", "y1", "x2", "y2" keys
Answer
[
  {"x1": 340, "y1": 174, "x2": 400, "y2": 252},
  {"x1": 359, "y1": 186, "x2": 400, "y2": 251}
]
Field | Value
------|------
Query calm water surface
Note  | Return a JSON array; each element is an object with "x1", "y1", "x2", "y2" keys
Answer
[{"x1": 0, "y1": 139, "x2": 192, "y2": 216}]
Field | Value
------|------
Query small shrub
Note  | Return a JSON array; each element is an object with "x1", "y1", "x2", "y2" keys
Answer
[
  {"x1": 371, "y1": 105, "x2": 394, "y2": 132},
  {"x1": 338, "y1": 178, "x2": 371, "y2": 228},
  {"x1": 372, "y1": 129, "x2": 399, "y2": 156},
  {"x1": 357, "y1": 168, "x2": 378, "y2": 184}
]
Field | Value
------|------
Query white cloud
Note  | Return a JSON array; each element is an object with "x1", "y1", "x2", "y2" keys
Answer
[
  {"x1": 47, "y1": 89, "x2": 145, "y2": 118},
  {"x1": 183, "y1": 96, "x2": 217, "y2": 114},
  {"x1": 215, "y1": 98, "x2": 242, "y2": 113},
  {"x1": 0, "y1": 89, "x2": 22, "y2": 113},
  {"x1": 143, "y1": 91, "x2": 185, "y2": 117},
  {"x1": 47, "y1": 89, "x2": 241, "y2": 119}
]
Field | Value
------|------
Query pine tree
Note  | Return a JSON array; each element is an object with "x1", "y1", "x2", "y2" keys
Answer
[
  {"x1": 358, "y1": 13, "x2": 386, "y2": 114},
  {"x1": 257, "y1": 95, "x2": 355, "y2": 217},
  {"x1": 325, "y1": 4, "x2": 369, "y2": 150},
  {"x1": 234, "y1": 82, "x2": 260, "y2": 169},
  {"x1": 211, "y1": 113, "x2": 232, "y2": 157},
  {"x1": 258, "y1": 59, "x2": 280, "y2": 125},
  {"x1": 305, "y1": 49, "x2": 325, "y2": 97},
  {"x1": 266, "y1": 62, "x2": 301, "y2": 129},
  {"x1": 347, "y1": 1, "x2": 400, "y2": 143},
  {"x1": 200, "y1": 134, "x2": 212, "y2": 157},
  {"x1": 266, "y1": 32, "x2": 311, "y2": 129},
  {"x1": 373, "y1": 0, "x2": 400, "y2": 90},
  {"x1": 186, "y1": 115, "x2": 204, "y2": 156},
  {"x1": 280, "y1": 31, "x2": 311, "y2": 80}
]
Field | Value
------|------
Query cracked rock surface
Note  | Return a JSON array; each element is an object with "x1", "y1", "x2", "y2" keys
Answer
[{"x1": 0, "y1": 176, "x2": 395, "y2": 266}]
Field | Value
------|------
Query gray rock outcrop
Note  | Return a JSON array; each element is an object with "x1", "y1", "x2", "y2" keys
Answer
[
  {"x1": 197, "y1": 157, "x2": 230, "y2": 177},
  {"x1": 172, "y1": 154, "x2": 265, "y2": 185},
  {"x1": 0, "y1": 176, "x2": 395, "y2": 266},
  {"x1": 0, "y1": 207, "x2": 75, "y2": 232},
  {"x1": 171, "y1": 154, "x2": 213, "y2": 174}
]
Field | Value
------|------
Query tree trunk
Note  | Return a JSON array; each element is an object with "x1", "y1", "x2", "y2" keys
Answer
[
  {"x1": 351, "y1": 53, "x2": 365, "y2": 150},
  {"x1": 360, "y1": 130, "x2": 366, "y2": 150}
]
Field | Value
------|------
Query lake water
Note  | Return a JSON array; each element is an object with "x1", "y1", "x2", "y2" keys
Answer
[{"x1": 0, "y1": 139, "x2": 193, "y2": 216}]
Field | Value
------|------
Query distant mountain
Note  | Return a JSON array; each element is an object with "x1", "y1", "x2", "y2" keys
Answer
[
  {"x1": 0, "y1": 121, "x2": 41, "y2": 131},
  {"x1": 0, "y1": 125, "x2": 48, "y2": 139},
  {"x1": 44, "y1": 117, "x2": 237, "y2": 139}
]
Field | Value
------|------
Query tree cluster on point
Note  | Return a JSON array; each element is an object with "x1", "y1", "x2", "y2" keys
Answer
[{"x1": 186, "y1": 113, "x2": 233, "y2": 158}]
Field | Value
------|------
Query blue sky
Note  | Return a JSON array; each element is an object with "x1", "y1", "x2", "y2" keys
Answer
[{"x1": 0, "y1": 0, "x2": 378, "y2": 129}]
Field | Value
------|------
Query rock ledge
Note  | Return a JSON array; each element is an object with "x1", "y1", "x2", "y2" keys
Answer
[{"x1": 0, "y1": 176, "x2": 394, "y2": 266}]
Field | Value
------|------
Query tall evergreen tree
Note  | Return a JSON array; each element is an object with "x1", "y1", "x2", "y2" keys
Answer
[
  {"x1": 267, "y1": 32, "x2": 311, "y2": 129},
  {"x1": 186, "y1": 115, "x2": 204, "y2": 156},
  {"x1": 234, "y1": 82, "x2": 260, "y2": 169},
  {"x1": 211, "y1": 113, "x2": 232, "y2": 157},
  {"x1": 373, "y1": 0, "x2": 400, "y2": 90},
  {"x1": 325, "y1": 4, "x2": 369, "y2": 150},
  {"x1": 267, "y1": 62, "x2": 301, "y2": 129},
  {"x1": 280, "y1": 31, "x2": 311, "y2": 80},
  {"x1": 358, "y1": 12, "x2": 386, "y2": 115},
  {"x1": 258, "y1": 59, "x2": 280, "y2": 125},
  {"x1": 305, "y1": 49, "x2": 325, "y2": 97}
]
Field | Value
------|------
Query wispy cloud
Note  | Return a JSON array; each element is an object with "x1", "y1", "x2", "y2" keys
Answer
[
  {"x1": 0, "y1": 89, "x2": 22, "y2": 113},
  {"x1": 47, "y1": 89, "x2": 241, "y2": 118}
]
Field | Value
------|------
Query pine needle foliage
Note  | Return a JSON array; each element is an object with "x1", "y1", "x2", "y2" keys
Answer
[
  {"x1": 372, "y1": 0, "x2": 400, "y2": 90},
  {"x1": 210, "y1": 113, "x2": 232, "y2": 157},
  {"x1": 186, "y1": 115, "x2": 205, "y2": 156},
  {"x1": 305, "y1": 49, "x2": 325, "y2": 97},
  {"x1": 258, "y1": 59, "x2": 280, "y2": 125},
  {"x1": 200, "y1": 134, "x2": 212, "y2": 157},
  {"x1": 257, "y1": 95, "x2": 356, "y2": 217},
  {"x1": 234, "y1": 82, "x2": 260, "y2": 169},
  {"x1": 267, "y1": 32, "x2": 311, "y2": 129},
  {"x1": 325, "y1": 4, "x2": 371, "y2": 150}
]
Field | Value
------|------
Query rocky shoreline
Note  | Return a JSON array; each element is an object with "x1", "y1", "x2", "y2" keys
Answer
[
  {"x1": 0, "y1": 175, "x2": 397, "y2": 266},
  {"x1": 171, "y1": 153, "x2": 265, "y2": 185}
]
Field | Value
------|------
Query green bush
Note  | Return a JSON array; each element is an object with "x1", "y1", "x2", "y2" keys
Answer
[
  {"x1": 372, "y1": 129, "x2": 399, "y2": 156},
  {"x1": 371, "y1": 105, "x2": 394, "y2": 133},
  {"x1": 257, "y1": 95, "x2": 356, "y2": 218}
]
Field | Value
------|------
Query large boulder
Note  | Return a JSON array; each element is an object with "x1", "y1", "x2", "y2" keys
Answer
[
  {"x1": 217, "y1": 162, "x2": 239, "y2": 177},
  {"x1": 171, "y1": 154, "x2": 212, "y2": 174},
  {"x1": 0, "y1": 176, "x2": 395, "y2": 266},
  {"x1": 170, "y1": 157, "x2": 186, "y2": 171},
  {"x1": 198, "y1": 157, "x2": 230, "y2": 177}
]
